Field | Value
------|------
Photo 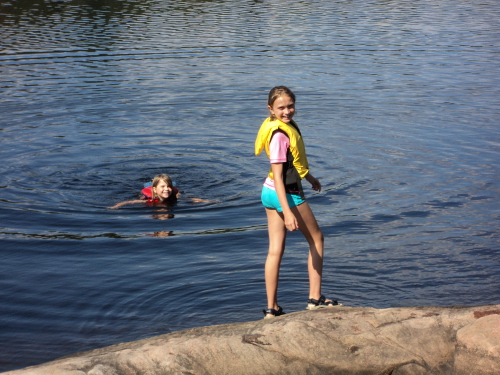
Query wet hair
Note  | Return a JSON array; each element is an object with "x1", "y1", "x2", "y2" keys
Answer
[
  {"x1": 268, "y1": 86, "x2": 296, "y2": 120},
  {"x1": 151, "y1": 174, "x2": 173, "y2": 200}
]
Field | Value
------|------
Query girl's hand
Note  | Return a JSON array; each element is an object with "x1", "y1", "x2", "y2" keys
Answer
[
  {"x1": 284, "y1": 211, "x2": 299, "y2": 231},
  {"x1": 306, "y1": 174, "x2": 322, "y2": 192}
]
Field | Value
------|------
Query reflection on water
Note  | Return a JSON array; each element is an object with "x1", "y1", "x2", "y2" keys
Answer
[
  {"x1": 1, "y1": 0, "x2": 499, "y2": 371},
  {"x1": 151, "y1": 230, "x2": 174, "y2": 237}
]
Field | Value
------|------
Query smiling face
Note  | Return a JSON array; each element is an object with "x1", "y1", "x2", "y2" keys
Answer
[
  {"x1": 152, "y1": 179, "x2": 173, "y2": 201},
  {"x1": 268, "y1": 94, "x2": 295, "y2": 123}
]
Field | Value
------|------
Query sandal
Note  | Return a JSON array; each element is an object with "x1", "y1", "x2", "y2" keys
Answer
[
  {"x1": 306, "y1": 295, "x2": 342, "y2": 310},
  {"x1": 263, "y1": 306, "x2": 286, "y2": 319}
]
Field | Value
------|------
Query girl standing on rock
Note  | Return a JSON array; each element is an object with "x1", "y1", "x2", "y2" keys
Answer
[{"x1": 255, "y1": 86, "x2": 341, "y2": 318}]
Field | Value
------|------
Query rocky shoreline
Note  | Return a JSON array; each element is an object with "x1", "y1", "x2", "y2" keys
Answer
[{"x1": 4, "y1": 304, "x2": 499, "y2": 375}]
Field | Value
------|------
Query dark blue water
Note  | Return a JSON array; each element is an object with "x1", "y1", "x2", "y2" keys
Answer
[{"x1": 1, "y1": 0, "x2": 499, "y2": 371}]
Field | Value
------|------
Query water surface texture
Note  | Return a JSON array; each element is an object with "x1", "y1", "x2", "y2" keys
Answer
[{"x1": 1, "y1": 0, "x2": 499, "y2": 371}]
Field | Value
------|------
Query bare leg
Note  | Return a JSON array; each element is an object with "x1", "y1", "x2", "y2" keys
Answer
[
  {"x1": 264, "y1": 208, "x2": 287, "y2": 312},
  {"x1": 292, "y1": 202, "x2": 325, "y2": 301}
]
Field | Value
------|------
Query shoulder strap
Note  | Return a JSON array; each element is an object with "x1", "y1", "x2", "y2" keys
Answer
[{"x1": 288, "y1": 120, "x2": 302, "y2": 136}]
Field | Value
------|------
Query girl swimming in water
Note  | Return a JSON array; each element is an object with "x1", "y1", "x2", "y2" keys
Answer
[{"x1": 108, "y1": 174, "x2": 207, "y2": 209}]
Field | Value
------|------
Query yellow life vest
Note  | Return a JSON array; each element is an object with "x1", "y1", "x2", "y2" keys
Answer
[{"x1": 254, "y1": 117, "x2": 309, "y2": 180}]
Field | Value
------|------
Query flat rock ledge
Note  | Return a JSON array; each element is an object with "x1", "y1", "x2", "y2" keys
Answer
[{"x1": 4, "y1": 305, "x2": 499, "y2": 375}]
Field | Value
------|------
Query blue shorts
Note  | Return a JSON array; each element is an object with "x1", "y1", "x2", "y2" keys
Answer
[{"x1": 261, "y1": 186, "x2": 305, "y2": 212}]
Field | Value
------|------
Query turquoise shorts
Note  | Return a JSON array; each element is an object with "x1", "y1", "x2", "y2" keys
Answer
[{"x1": 261, "y1": 186, "x2": 305, "y2": 212}]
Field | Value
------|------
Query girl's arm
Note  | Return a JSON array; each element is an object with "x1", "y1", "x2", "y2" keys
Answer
[
  {"x1": 107, "y1": 199, "x2": 145, "y2": 209},
  {"x1": 305, "y1": 173, "x2": 322, "y2": 192},
  {"x1": 271, "y1": 162, "x2": 299, "y2": 231},
  {"x1": 175, "y1": 189, "x2": 211, "y2": 203},
  {"x1": 187, "y1": 197, "x2": 211, "y2": 203}
]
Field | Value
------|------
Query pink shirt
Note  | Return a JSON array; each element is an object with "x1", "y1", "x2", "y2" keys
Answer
[{"x1": 264, "y1": 131, "x2": 290, "y2": 190}]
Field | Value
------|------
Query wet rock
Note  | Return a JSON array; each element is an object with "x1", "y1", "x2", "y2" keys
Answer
[{"x1": 3, "y1": 305, "x2": 499, "y2": 375}]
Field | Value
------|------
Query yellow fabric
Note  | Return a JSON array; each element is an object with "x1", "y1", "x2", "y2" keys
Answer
[{"x1": 254, "y1": 117, "x2": 309, "y2": 180}]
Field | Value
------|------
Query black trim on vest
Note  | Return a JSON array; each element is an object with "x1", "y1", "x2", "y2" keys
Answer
[
  {"x1": 274, "y1": 129, "x2": 305, "y2": 199},
  {"x1": 288, "y1": 120, "x2": 302, "y2": 136}
]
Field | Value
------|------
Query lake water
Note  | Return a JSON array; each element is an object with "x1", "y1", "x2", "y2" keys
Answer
[{"x1": 1, "y1": 0, "x2": 499, "y2": 371}]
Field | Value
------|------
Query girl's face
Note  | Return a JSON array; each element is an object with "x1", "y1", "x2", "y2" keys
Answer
[
  {"x1": 268, "y1": 94, "x2": 295, "y2": 123},
  {"x1": 153, "y1": 179, "x2": 173, "y2": 200}
]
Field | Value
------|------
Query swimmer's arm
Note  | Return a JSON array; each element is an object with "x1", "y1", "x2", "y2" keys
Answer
[
  {"x1": 186, "y1": 197, "x2": 211, "y2": 203},
  {"x1": 107, "y1": 199, "x2": 145, "y2": 209},
  {"x1": 271, "y1": 162, "x2": 299, "y2": 231},
  {"x1": 176, "y1": 189, "x2": 211, "y2": 203}
]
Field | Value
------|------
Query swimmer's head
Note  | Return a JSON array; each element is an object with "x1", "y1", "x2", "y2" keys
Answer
[{"x1": 151, "y1": 174, "x2": 173, "y2": 200}]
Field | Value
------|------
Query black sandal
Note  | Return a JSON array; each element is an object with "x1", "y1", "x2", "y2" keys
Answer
[
  {"x1": 263, "y1": 306, "x2": 286, "y2": 319},
  {"x1": 306, "y1": 295, "x2": 342, "y2": 310}
]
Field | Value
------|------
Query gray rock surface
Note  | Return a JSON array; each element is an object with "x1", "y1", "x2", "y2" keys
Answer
[{"x1": 4, "y1": 305, "x2": 499, "y2": 375}]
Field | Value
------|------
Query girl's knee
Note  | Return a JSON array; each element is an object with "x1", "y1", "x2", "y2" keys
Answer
[
  {"x1": 312, "y1": 228, "x2": 324, "y2": 243},
  {"x1": 267, "y1": 245, "x2": 285, "y2": 258}
]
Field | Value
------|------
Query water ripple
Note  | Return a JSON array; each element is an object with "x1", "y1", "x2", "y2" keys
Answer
[{"x1": 1, "y1": 0, "x2": 499, "y2": 371}]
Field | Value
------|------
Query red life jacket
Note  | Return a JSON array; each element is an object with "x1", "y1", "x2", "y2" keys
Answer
[{"x1": 141, "y1": 186, "x2": 179, "y2": 203}]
